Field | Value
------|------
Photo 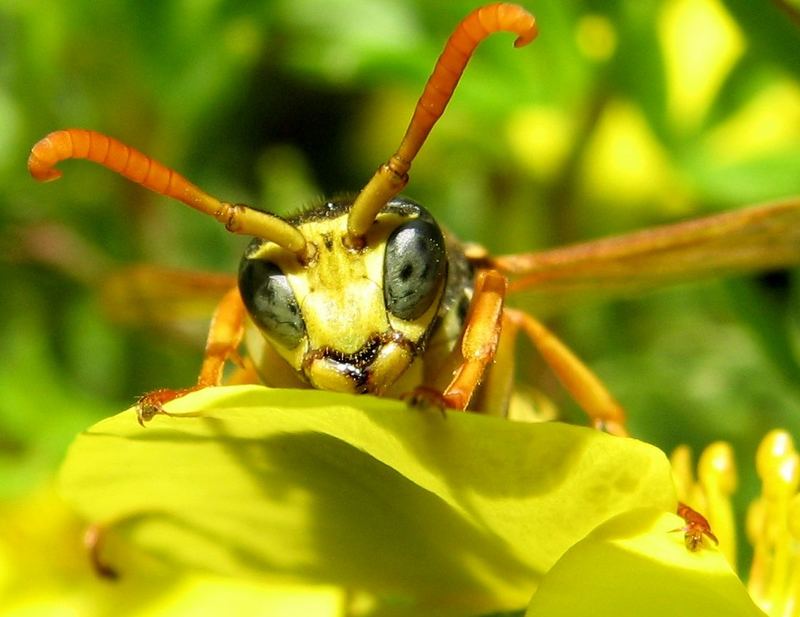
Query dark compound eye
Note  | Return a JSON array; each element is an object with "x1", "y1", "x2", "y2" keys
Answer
[
  {"x1": 383, "y1": 218, "x2": 446, "y2": 320},
  {"x1": 238, "y1": 258, "x2": 306, "y2": 349}
]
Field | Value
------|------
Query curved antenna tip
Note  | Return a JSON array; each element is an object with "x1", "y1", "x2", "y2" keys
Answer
[
  {"x1": 514, "y1": 22, "x2": 538, "y2": 47},
  {"x1": 28, "y1": 158, "x2": 62, "y2": 182}
]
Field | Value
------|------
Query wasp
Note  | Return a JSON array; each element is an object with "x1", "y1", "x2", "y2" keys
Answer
[{"x1": 27, "y1": 2, "x2": 800, "y2": 441}]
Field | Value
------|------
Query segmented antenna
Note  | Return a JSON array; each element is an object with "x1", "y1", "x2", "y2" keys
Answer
[
  {"x1": 346, "y1": 3, "x2": 538, "y2": 245},
  {"x1": 28, "y1": 129, "x2": 309, "y2": 260}
]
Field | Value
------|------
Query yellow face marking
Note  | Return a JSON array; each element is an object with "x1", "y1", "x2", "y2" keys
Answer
[{"x1": 246, "y1": 206, "x2": 446, "y2": 394}]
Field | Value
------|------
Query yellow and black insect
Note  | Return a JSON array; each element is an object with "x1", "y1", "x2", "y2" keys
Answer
[{"x1": 27, "y1": 2, "x2": 800, "y2": 440}]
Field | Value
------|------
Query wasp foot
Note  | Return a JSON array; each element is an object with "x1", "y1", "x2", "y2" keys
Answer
[
  {"x1": 402, "y1": 386, "x2": 452, "y2": 418},
  {"x1": 135, "y1": 387, "x2": 195, "y2": 426}
]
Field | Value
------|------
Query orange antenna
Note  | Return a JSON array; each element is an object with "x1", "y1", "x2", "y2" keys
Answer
[
  {"x1": 28, "y1": 129, "x2": 309, "y2": 260},
  {"x1": 346, "y1": 3, "x2": 538, "y2": 245}
]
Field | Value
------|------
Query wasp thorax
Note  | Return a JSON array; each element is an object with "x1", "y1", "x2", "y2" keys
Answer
[{"x1": 238, "y1": 198, "x2": 448, "y2": 395}]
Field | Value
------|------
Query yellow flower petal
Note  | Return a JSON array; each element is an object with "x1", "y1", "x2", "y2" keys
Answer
[{"x1": 526, "y1": 509, "x2": 764, "y2": 616}]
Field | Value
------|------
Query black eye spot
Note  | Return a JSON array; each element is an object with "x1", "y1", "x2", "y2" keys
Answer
[
  {"x1": 238, "y1": 257, "x2": 306, "y2": 349},
  {"x1": 384, "y1": 218, "x2": 446, "y2": 320}
]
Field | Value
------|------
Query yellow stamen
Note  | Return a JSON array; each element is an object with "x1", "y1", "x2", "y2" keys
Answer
[
  {"x1": 698, "y1": 442, "x2": 737, "y2": 566},
  {"x1": 671, "y1": 431, "x2": 800, "y2": 615},
  {"x1": 670, "y1": 444, "x2": 697, "y2": 504},
  {"x1": 748, "y1": 430, "x2": 799, "y2": 614}
]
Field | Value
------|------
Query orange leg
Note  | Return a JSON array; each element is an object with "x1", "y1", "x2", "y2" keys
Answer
[
  {"x1": 414, "y1": 275, "x2": 628, "y2": 434},
  {"x1": 410, "y1": 269, "x2": 507, "y2": 410},
  {"x1": 136, "y1": 286, "x2": 246, "y2": 425},
  {"x1": 440, "y1": 270, "x2": 506, "y2": 409},
  {"x1": 469, "y1": 310, "x2": 520, "y2": 417},
  {"x1": 504, "y1": 308, "x2": 628, "y2": 436}
]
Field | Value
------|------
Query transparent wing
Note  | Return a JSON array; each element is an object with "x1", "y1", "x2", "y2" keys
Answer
[
  {"x1": 487, "y1": 198, "x2": 800, "y2": 308},
  {"x1": 101, "y1": 265, "x2": 237, "y2": 341},
  {"x1": 11, "y1": 222, "x2": 237, "y2": 342}
]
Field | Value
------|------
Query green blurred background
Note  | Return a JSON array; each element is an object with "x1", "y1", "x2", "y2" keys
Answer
[{"x1": 1, "y1": 0, "x2": 799, "y2": 613}]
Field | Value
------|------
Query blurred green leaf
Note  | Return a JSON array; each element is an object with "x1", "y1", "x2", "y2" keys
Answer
[{"x1": 724, "y1": 0, "x2": 800, "y2": 76}]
